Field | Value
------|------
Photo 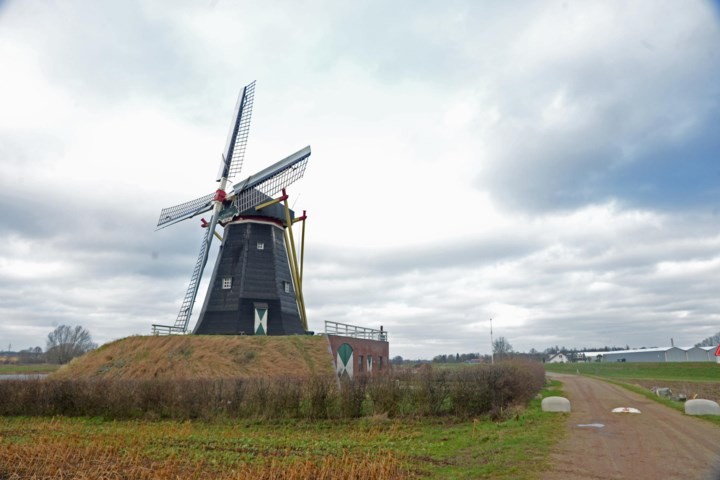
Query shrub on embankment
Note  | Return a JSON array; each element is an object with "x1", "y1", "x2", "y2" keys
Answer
[{"x1": 0, "y1": 361, "x2": 544, "y2": 420}]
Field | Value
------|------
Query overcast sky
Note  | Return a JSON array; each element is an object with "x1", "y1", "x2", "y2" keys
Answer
[{"x1": 1, "y1": 0, "x2": 719, "y2": 358}]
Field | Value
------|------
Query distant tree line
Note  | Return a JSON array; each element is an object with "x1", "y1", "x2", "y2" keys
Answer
[
  {"x1": 398, "y1": 338, "x2": 667, "y2": 365},
  {"x1": 0, "y1": 325, "x2": 96, "y2": 365},
  {"x1": 0, "y1": 347, "x2": 45, "y2": 364},
  {"x1": 696, "y1": 331, "x2": 720, "y2": 347},
  {"x1": 432, "y1": 353, "x2": 483, "y2": 363}
]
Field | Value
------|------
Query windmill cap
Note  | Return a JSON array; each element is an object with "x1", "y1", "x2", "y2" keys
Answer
[{"x1": 221, "y1": 202, "x2": 294, "y2": 227}]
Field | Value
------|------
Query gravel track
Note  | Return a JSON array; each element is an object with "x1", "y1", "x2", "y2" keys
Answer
[{"x1": 543, "y1": 373, "x2": 720, "y2": 480}]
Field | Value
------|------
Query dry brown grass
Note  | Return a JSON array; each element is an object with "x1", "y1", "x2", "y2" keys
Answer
[
  {"x1": 51, "y1": 335, "x2": 335, "y2": 381},
  {"x1": 0, "y1": 440, "x2": 406, "y2": 479}
]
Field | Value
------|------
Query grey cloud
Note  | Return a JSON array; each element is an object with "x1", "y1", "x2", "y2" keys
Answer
[
  {"x1": 0, "y1": 180, "x2": 211, "y2": 348},
  {"x1": 468, "y1": 3, "x2": 720, "y2": 212},
  {"x1": 308, "y1": 234, "x2": 542, "y2": 277},
  {"x1": 303, "y1": 208, "x2": 720, "y2": 357},
  {"x1": 3, "y1": 2, "x2": 193, "y2": 100}
]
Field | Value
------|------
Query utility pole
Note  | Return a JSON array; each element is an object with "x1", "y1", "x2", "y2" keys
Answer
[{"x1": 490, "y1": 318, "x2": 494, "y2": 365}]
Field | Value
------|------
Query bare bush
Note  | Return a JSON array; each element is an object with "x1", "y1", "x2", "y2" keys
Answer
[
  {"x1": 339, "y1": 374, "x2": 368, "y2": 418},
  {"x1": 0, "y1": 361, "x2": 545, "y2": 421},
  {"x1": 306, "y1": 375, "x2": 337, "y2": 419},
  {"x1": 416, "y1": 367, "x2": 450, "y2": 416},
  {"x1": 366, "y1": 374, "x2": 402, "y2": 417}
]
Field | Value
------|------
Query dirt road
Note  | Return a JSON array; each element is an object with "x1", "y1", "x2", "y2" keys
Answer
[{"x1": 543, "y1": 374, "x2": 720, "y2": 480}]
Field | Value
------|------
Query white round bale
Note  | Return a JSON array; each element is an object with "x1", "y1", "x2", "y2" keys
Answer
[
  {"x1": 542, "y1": 396, "x2": 571, "y2": 413},
  {"x1": 685, "y1": 399, "x2": 720, "y2": 416}
]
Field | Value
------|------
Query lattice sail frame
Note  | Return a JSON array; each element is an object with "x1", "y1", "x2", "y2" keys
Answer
[
  {"x1": 157, "y1": 193, "x2": 215, "y2": 229},
  {"x1": 171, "y1": 221, "x2": 215, "y2": 331},
  {"x1": 158, "y1": 81, "x2": 256, "y2": 230},
  {"x1": 230, "y1": 153, "x2": 309, "y2": 216},
  {"x1": 220, "y1": 80, "x2": 256, "y2": 181}
]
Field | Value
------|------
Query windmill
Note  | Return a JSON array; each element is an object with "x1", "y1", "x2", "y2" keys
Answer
[{"x1": 152, "y1": 81, "x2": 311, "y2": 336}]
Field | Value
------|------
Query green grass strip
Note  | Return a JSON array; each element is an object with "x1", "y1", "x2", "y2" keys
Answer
[
  {"x1": 0, "y1": 364, "x2": 59, "y2": 374},
  {"x1": 545, "y1": 361, "x2": 720, "y2": 382}
]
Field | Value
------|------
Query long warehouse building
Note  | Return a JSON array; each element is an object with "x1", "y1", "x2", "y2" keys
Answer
[{"x1": 579, "y1": 346, "x2": 719, "y2": 363}]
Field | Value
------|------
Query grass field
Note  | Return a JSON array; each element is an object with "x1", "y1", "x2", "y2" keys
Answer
[
  {"x1": 0, "y1": 363, "x2": 59, "y2": 375},
  {"x1": 544, "y1": 361, "x2": 720, "y2": 382},
  {"x1": 0, "y1": 381, "x2": 566, "y2": 479}
]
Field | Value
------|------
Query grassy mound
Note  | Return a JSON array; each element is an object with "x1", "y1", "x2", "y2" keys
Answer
[{"x1": 51, "y1": 335, "x2": 335, "y2": 380}]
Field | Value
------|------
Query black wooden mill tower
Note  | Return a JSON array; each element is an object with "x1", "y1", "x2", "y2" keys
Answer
[{"x1": 152, "y1": 82, "x2": 310, "y2": 336}]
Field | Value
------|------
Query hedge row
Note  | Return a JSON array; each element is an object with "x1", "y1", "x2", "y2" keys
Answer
[{"x1": 0, "y1": 361, "x2": 545, "y2": 420}]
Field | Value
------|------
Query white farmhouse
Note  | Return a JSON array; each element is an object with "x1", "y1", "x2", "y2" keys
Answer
[{"x1": 547, "y1": 353, "x2": 569, "y2": 363}]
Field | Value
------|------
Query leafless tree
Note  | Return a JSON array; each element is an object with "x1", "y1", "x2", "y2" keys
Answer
[
  {"x1": 492, "y1": 336, "x2": 513, "y2": 360},
  {"x1": 46, "y1": 325, "x2": 97, "y2": 364}
]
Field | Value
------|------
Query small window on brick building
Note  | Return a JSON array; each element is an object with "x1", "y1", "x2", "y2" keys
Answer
[
  {"x1": 378, "y1": 356, "x2": 383, "y2": 370},
  {"x1": 257, "y1": 242, "x2": 265, "y2": 250},
  {"x1": 222, "y1": 277, "x2": 232, "y2": 289},
  {"x1": 358, "y1": 355, "x2": 364, "y2": 372}
]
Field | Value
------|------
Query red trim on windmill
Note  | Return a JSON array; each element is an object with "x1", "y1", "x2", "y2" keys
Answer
[{"x1": 213, "y1": 189, "x2": 227, "y2": 203}]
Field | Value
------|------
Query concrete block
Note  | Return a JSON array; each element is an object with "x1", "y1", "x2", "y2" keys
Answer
[
  {"x1": 685, "y1": 399, "x2": 720, "y2": 416},
  {"x1": 542, "y1": 396, "x2": 571, "y2": 413}
]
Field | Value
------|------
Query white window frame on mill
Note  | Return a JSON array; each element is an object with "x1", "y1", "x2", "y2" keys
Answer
[
  {"x1": 283, "y1": 281, "x2": 291, "y2": 294},
  {"x1": 222, "y1": 277, "x2": 232, "y2": 289},
  {"x1": 257, "y1": 242, "x2": 265, "y2": 250}
]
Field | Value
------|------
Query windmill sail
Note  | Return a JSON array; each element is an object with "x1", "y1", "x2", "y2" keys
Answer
[
  {"x1": 230, "y1": 146, "x2": 310, "y2": 214},
  {"x1": 171, "y1": 220, "x2": 216, "y2": 332},
  {"x1": 156, "y1": 192, "x2": 215, "y2": 230},
  {"x1": 158, "y1": 80, "x2": 256, "y2": 230},
  {"x1": 218, "y1": 80, "x2": 256, "y2": 181}
]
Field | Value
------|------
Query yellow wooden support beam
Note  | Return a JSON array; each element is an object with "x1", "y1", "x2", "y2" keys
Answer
[
  {"x1": 281, "y1": 191, "x2": 308, "y2": 331},
  {"x1": 290, "y1": 211, "x2": 307, "y2": 284},
  {"x1": 255, "y1": 195, "x2": 287, "y2": 211},
  {"x1": 300, "y1": 212, "x2": 306, "y2": 284},
  {"x1": 284, "y1": 228, "x2": 307, "y2": 331}
]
